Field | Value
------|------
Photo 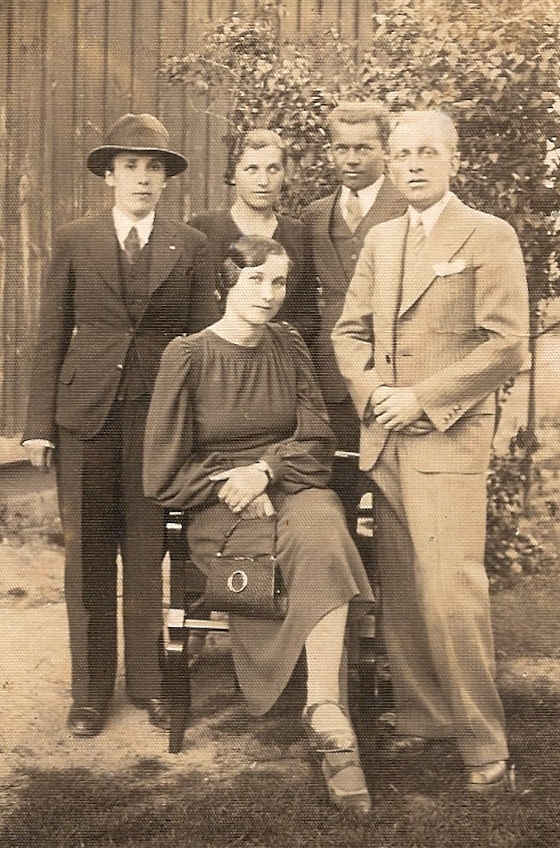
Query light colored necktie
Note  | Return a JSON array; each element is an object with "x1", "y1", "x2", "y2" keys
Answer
[
  {"x1": 408, "y1": 217, "x2": 425, "y2": 256},
  {"x1": 345, "y1": 190, "x2": 363, "y2": 233},
  {"x1": 124, "y1": 225, "x2": 141, "y2": 265}
]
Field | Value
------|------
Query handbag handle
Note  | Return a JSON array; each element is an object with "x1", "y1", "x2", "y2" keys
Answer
[{"x1": 217, "y1": 516, "x2": 278, "y2": 559}]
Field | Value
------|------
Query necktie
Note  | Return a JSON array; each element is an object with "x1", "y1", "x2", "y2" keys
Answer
[
  {"x1": 124, "y1": 225, "x2": 141, "y2": 265},
  {"x1": 398, "y1": 217, "x2": 426, "y2": 315},
  {"x1": 345, "y1": 190, "x2": 363, "y2": 233},
  {"x1": 408, "y1": 217, "x2": 425, "y2": 256}
]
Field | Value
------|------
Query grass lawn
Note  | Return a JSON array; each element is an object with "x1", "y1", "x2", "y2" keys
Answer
[
  {"x1": 2, "y1": 696, "x2": 559, "y2": 848},
  {"x1": 1, "y1": 326, "x2": 560, "y2": 847}
]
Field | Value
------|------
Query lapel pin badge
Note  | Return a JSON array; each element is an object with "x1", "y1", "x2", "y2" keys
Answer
[{"x1": 170, "y1": 244, "x2": 176, "y2": 250}]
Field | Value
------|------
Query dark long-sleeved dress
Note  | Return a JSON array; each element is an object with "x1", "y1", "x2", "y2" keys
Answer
[
  {"x1": 190, "y1": 209, "x2": 320, "y2": 348},
  {"x1": 143, "y1": 322, "x2": 374, "y2": 715}
]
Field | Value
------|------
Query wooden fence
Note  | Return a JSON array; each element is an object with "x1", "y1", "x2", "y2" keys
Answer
[{"x1": 0, "y1": 0, "x2": 376, "y2": 437}]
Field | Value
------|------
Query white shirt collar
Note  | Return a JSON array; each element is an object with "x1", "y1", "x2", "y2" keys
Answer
[
  {"x1": 112, "y1": 207, "x2": 155, "y2": 250},
  {"x1": 408, "y1": 191, "x2": 453, "y2": 236},
  {"x1": 340, "y1": 175, "x2": 385, "y2": 218}
]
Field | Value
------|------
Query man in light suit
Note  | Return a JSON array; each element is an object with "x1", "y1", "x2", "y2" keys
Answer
[
  {"x1": 24, "y1": 114, "x2": 217, "y2": 737},
  {"x1": 332, "y1": 110, "x2": 529, "y2": 792}
]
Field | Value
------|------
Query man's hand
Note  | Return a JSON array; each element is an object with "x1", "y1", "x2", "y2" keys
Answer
[
  {"x1": 401, "y1": 415, "x2": 436, "y2": 436},
  {"x1": 25, "y1": 441, "x2": 54, "y2": 471},
  {"x1": 239, "y1": 493, "x2": 276, "y2": 519},
  {"x1": 371, "y1": 385, "x2": 425, "y2": 431},
  {"x1": 209, "y1": 465, "x2": 269, "y2": 513}
]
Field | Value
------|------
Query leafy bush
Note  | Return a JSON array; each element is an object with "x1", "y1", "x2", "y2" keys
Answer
[
  {"x1": 486, "y1": 430, "x2": 544, "y2": 590},
  {"x1": 160, "y1": 0, "x2": 560, "y2": 585}
]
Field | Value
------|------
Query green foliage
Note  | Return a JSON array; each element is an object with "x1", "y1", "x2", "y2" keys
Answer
[
  {"x1": 354, "y1": 0, "x2": 560, "y2": 315},
  {"x1": 160, "y1": 0, "x2": 560, "y2": 584},
  {"x1": 159, "y1": 9, "x2": 340, "y2": 211},
  {"x1": 486, "y1": 429, "x2": 544, "y2": 590},
  {"x1": 160, "y1": 0, "x2": 560, "y2": 310}
]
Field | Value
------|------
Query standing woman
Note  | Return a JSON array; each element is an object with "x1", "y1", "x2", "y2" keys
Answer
[
  {"x1": 190, "y1": 129, "x2": 319, "y2": 348},
  {"x1": 144, "y1": 236, "x2": 374, "y2": 814}
]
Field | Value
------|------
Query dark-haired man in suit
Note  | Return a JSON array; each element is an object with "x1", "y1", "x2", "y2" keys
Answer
[
  {"x1": 24, "y1": 114, "x2": 217, "y2": 737},
  {"x1": 302, "y1": 101, "x2": 406, "y2": 457},
  {"x1": 302, "y1": 103, "x2": 406, "y2": 688}
]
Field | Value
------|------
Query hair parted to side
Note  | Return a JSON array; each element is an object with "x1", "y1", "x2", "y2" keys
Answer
[
  {"x1": 326, "y1": 100, "x2": 391, "y2": 146},
  {"x1": 226, "y1": 129, "x2": 288, "y2": 186},
  {"x1": 218, "y1": 235, "x2": 290, "y2": 301},
  {"x1": 389, "y1": 110, "x2": 459, "y2": 153}
]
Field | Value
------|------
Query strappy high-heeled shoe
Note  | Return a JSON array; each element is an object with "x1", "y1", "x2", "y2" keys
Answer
[
  {"x1": 302, "y1": 701, "x2": 357, "y2": 753},
  {"x1": 321, "y1": 749, "x2": 372, "y2": 815}
]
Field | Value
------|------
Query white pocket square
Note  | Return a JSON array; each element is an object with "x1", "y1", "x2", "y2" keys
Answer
[{"x1": 433, "y1": 259, "x2": 467, "y2": 277}]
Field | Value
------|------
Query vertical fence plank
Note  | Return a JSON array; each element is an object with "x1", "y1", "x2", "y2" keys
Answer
[
  {"x1": 47, "y1": 0, "x2": 77, "y2": 229},
  {"x1": 131, "y1": 0, "x2": 160, "y2": 114},
  {"x1": 2, "y1": 0, "x2": 49, "y2": 434},
  {"x1": 183, "y1": 1, "x2": 212, "y2": 218},
  {"x1": 299, "y1": 0, "x2": 322, "y2": 40},
  {"x1": 206, "y1": 0, "x2": 236, "y2": 213},
  {"x1": 159, "y1": 0, "x2": 190, "y2": 220},
  {"x1": 319, "y1": 0, "x2": 341, "y2": 27},
  {"x1": 337, "y1": 0, "x2": 359, "y2": 44},
  {"x1": 356, "y1": 0, "x2": 374, "y2": 53},
  {"x1": 79, "y1": 0, "x2": 110, "y2": 217},
  {"x1": 0, "y1": 0, "x2": 12, "y2": 432}
]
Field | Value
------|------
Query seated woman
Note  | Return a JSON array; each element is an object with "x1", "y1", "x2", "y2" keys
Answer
[
  {"x1": 143, "y1": 236, "x2": 374, "y2": 815},
  {"x1": 190, "y1": 128, "x2": 319, "y2": 348}
]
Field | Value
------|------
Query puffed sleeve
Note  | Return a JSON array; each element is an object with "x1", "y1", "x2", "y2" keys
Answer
[
  {"x1": 260, "y1": 326, "x2": 336, "y2": 491},
  {"x1": 143, "y1": 337, "x2": 231, "y2": 509}
]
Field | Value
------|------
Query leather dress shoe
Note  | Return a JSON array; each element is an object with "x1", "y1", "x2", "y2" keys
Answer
[
  {"x1": 466, "y1": 760, "x2": 512, "y2": 794},
  {"x1": 384, "y1": 735, "x2": 428, "y2": 757},
  {"x1": 67, "y1": 705, "x2": 106, "y2": 737},
  {"x1": 132, "y1": 698, "x2": 170, "y2": 731}
]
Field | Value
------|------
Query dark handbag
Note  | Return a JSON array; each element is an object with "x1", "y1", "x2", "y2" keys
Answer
[{"x1": 203, "y1": 517, "x2": 288, "y2": 619}]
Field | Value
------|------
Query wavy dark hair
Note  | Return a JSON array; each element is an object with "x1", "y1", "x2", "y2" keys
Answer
[{"x1": 218, "y1": 235, "x2": 290, "y2": 302}]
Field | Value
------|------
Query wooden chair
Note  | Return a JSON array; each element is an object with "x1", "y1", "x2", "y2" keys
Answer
[{"x1": 164, "y1": 451, "x2": 378, "y2": 754}]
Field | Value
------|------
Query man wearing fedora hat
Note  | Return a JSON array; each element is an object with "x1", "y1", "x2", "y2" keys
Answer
[{"x1": 24, "y1": 113, "x2": 217, "y2": 737}]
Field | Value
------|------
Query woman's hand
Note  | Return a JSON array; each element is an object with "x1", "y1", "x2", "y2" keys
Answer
[
  {"x1": 209, "y1": 464, "x2": 269, "y2": 513},
  {"x1": 239, "y1": 493, "x2": 276, "y2": 519}
]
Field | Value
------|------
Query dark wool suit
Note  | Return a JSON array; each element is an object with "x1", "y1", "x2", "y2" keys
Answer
[
  {"x1": 301, "y1": 177, "x2": 407, "y2": 451},
  {"x1": 301, "y1": 178, "x2": 406, "y2": 555},
  {"x1": 24, "y1": 211, "x2": 217, "y2": 708}
]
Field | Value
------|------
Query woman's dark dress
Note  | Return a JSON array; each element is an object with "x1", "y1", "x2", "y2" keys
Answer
[
  {"x1": 190, "y1": 209, "x2": 320, "y2": 348},
  {"x1": 143, "y1": 323, "x2": 373, "y2": 715}
]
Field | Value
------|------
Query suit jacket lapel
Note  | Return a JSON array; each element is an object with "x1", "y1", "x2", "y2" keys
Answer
[
  {"x1": 315, "y1": 191, "x2": 348, "y2": 289},
  {"x1": 86, "y1": 212, "x2": 122, "y2": 298},
  {"x1": 374, "y1": 216, "x2": 408, "y2": 357},
  {"x1": 398, "y1": 196, "x2": 476, "y2": 317},
  {"x1": 360, "y1": 175, "x2": 407, "y2": 231},
  {"x1": 148, "y1": 214, "x2": 182, "y2": 295}
]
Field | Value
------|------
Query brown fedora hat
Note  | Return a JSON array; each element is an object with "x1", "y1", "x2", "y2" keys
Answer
[{"x1": 87, "y1": 113, "x2": 188, "y2": 177}]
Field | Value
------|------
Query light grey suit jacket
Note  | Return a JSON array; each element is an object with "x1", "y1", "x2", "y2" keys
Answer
[{"x1": 331, "y1": 194, "x2": 529, "y2": 473}]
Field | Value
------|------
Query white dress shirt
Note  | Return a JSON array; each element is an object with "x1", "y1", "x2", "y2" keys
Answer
[
  {"x1": 408, "y1": 191, "x2": 453, "y2": 236},
  {"x1": 112, "y1": 207, "x2": 155, "y2": 250},
  {"x1": 339, "y1": 175, "x2": 386, "y2": 224}
]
